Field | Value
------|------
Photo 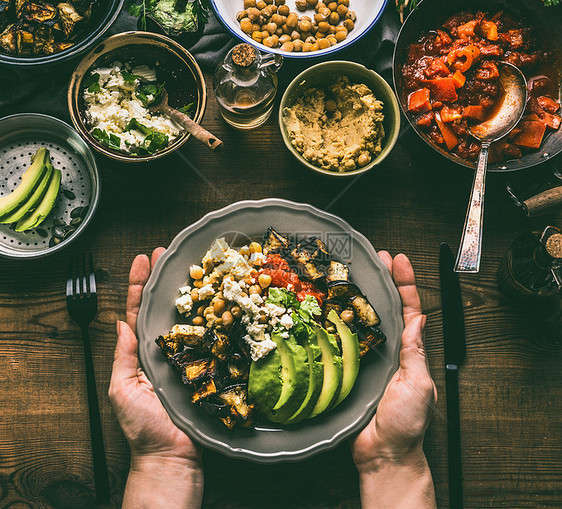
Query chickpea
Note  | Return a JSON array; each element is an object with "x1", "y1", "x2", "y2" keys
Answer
[
  {"x1": 247, "y1": 6, "x2": 261, "y2": 20},
  {"x1": 236, "y1": 10, "x2": 248, "y2": 21},
  {"x1": 314, "y1": 13, "x2": 325, "y2": 23},
  {"x1": 275, "y1": 0, "x2": 285, "y2": 4},
  {"x1": 244, "y1": 0, "x2": 256, "y2": 7},
  {"x1": 222, "y1": 310, "x2": 234, "y2": 327},
  {"x1": 316, "y1": 37, "x2": 330, "y2": 50},
  {"x1": 276, "y1": 27, "x2": 283, "y2": 36},
  {"x1": 197, "y1": 305, "x2": 206, "y2": 317},
  {"x1": 252, "y1": 22, "x2": 261, "y2": 31},
  {"x1": 319, "y1": 6, "x2": 330, "y2": 17},
  {"x1": 286, "y1": 12, "x2": 298, "y2": 28},
  {"x1": 317, "y1": 20, "x2": 330, "y2": 32},
  {"x1": 258, "y1": 273, "x2": 272, "y2": 288},
  {"x1": 213, "y1": 298, "x2": 226, "y2": 314},
  {"x1": 300, "y1": 31, "x2": 312, "y2": 40},
  {"x1": 327, "y1": 1, "x2": 337, "y2": 11},
  {"x1": 328, "y1": 11, "x2": 339, "y2": 24},
  {"x1": 316, "y1": 1, "x2": 326, "y2": 10},
  {"x1": 192, "y1": 316, "x2": 204, "y2": 326},
  {"x1": 293, "y1": 39, "x2": 304, "y2": 51},
  {"x1": 252, "y1": 30, "x2": 263, "y2": 42},
  {"x1": 311, "y1": 24, "x2": 318, "y2": 35},
  {"x1": 338, "y1": 0, "x2": 349, "y2": 5},
  {"x1": 262, "y1": 30, "x2": 270, "y2": 39},
  {"x1": 310, "y1": 42, "x2": 319, "y2": 51},
  {"x1": 343, "y1": 18, "x2": 354, "y2": 31},
  {"x1": 189, "y1": 264, "x2": 203, "y2": 280},
  {"x1": 336, "y1": 4, "x2": 347, "y2": 17},
  {"x1": 258, "y1": 313, "x2": 268, "y2": 324},
  {"x1": 305, "y1": 35, "x2": 316, "y2": 44},
  {"x1": 326, "y1": 34, "x2": 337, "y2": 45},
  {"x1": 279, "y1": 33, "x2": 292, "y2": 43},
  {"x1": 295, "y1": 0, "x2": 307, "y2": 10},
  {"x1": 357, "y1": 153, "x2": 371, "y2": 167},
  {"x1": 328, "y1": 25, "x2": 336, "y2": 34},
  {"x1": 193, "y1": 279, "x2": 203, "y2": 288},
  {"x1": 302, "y1": 42, "x2": 312, "y2": 52},
  {"x1": 271, "y1": 13, "x2": 283, "y2": 25},
  {"x1": 298, "y1": 19, "x2": 312, "y2": 32},
  {"x1": 231, "y1": 305, "x2": 243, "y2": 319},
  {"x1": 346, "y1": 10, "x2": 356, "y2": 21},
  {"x1": 291, "y1": 30, "x2": 301, "y2": 40},
  {"x1": 249, "y1": 284, "x2": 262, "y2": 295},
  {"x1": 263, "y1": 36, "x2": 276, "y2": 47},
  {"x1": 264, "y1": 0, "x2": 274, "y2": 4},
  {"x1": 341, "y1": 309, "x2": 354, "y2": 324},
  {"x1": 261, "y1": 6, "x2": 274, "y2": 18},
  {"x1": 256, "y1": 0, "x2": 266, "y2": 9},
  {"x1": 307, "y1": 0, "x2": 318, "y2": 6},
  {"x1": 240, "y1": 18, "x2": 253, "y2": 33},
  {"x1": 278, "y1": 4, "x2": 290, "y2": 15},
  {"x1": 213, "y1": 317, "x2": 223, "y2": 327},
  {"x1": 249, "y1": 241, "x2": 262, "y2": 254},
  {"x1": 203, "y1": 306, "x2": 214, "y2": 317},
  {"x1": 335, "y1": 29, "x2": 347, "y2": 42},
  {"x1": 266, "y1": 22, "x2": 277, "y2": 34},
  {"x1": 190, "y1": 289, "x2": 200, "y2": 302}
]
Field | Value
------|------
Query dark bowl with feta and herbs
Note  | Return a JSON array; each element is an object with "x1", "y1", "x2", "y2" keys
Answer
[
  {"x1": 68, "y1": 31, "x2": 206, "y2": 163},
  {"x1": 0, "y1": 0, "x2": 124, "y2": 67}
]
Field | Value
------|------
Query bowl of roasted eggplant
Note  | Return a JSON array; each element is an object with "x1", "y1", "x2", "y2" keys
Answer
[{"x1": 0, "y1": 0, "x2": 123, "y2": 66}]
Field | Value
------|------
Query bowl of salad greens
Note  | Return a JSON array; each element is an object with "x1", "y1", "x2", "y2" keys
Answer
[{"x1": 68, "y1": 31, "x2": 206, "y2": 162}]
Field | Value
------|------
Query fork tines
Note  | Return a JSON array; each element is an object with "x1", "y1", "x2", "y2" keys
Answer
[{"x1": 67, "y1": 253, "x2": 97, "y2": 299}]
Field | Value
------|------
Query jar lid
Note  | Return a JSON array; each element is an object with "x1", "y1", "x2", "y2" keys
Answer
[{"x1": 232, "y1": 44, "x2": 257, "y2": 68}]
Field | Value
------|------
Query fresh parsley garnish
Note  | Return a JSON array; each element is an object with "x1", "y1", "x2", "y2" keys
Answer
[
  {"x1": 84, "y1": 72, "x2": 100, "y2": 93},
  {"x1": 92, "y1": 128, "x2": 121, "y2": 151},
  {"x1": 122, "y1": 70, "x2": 140, "y2": 82},
  {"x1": 126, "y1": 119, "x2": 169, "y2": 155},
  {"x1": 266, "y1": 287, "x2": 300, "y2": 310},
  {"x1": 178, "y1": 102, "x2": 196, "y2": 116}
]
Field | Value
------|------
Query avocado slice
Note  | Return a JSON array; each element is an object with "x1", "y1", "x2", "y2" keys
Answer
[
  {"x1": 15, "y1": 168, "x2": 61, "y2": 232},
  {"x1": 0, "y1": 162, "x2": 54, "y2": 224},
  {"x1": 0, "y1": 147, "x2": 49, "y2": 218},
  {"x1": 286, "y1": 322, "x2": 324, "y2": 424},
  {"x1": 265, "y1": 330, "x2": 309, "y2": 424},
  {"x1": 307, "y1": 323, "x2": 343, "y2": 419},
  {"x1": 248, "y1": 347, "x2": 283, "y2": 415},
  {"x1": 327, "y1": 309, "x2": 360, "y2": 409}
]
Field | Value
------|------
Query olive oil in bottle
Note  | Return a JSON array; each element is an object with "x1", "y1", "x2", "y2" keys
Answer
[{"x1": 213, "y1": 44, "x2": 283, "y2": 130}]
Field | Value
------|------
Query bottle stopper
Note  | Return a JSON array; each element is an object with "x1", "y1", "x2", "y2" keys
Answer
[
  {"x1": 546, "y1": 233, "x2": 562, "y2": 260},
  {"x1": 232, "y1": 44, "x2": 257, "y2": 68}
]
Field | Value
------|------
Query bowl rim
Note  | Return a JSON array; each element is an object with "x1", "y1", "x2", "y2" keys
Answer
[
  {"x1": 278, "y1": 60, "x2": 401, "y2": 177},
  {"x1": 0, "y1": 0, "x2": 124, "y2": 67},
  {"x1": 67, "y1": 31, "x2": 207, "y2": 163},
  {"x1": 0, "y1": 112, "x2": 101, "y2": 260},
  {"x1": 209, "y1": 0, "x2": 389, "y2": 59}
]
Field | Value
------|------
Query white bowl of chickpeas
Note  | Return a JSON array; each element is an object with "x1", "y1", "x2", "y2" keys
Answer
[{"x1": 209, "y1": 0, "x2": 387, "y2": 57}]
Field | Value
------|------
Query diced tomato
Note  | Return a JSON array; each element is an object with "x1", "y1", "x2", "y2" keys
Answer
[
  {"x1": 507, "y1": 29, "x2": 525, "y2": 50},
  {"x1": 480, "y1": 19, "x2": 498, "y2": 41},
  {"x1": 440, "y1": 105, "x2": 462, "y2": 123},
  {"x1": 475, "y1": 61, "x2": 499, "y2": 82},
  {"x1": 463, "y1": 105, "x2": 488, "y2": 122},
  {"x1": 541, "y1": 112, "x2": 561, "y2": 130},
  {"x1": 513, "y1": 121, "x2": 547, "y2": 149},
  {"x1": 424, "y1": 58, "x2": 450, "y2": 78},
  {"x1": 435, "y1": 112, "x2": 459, "y2": 150},
  {"x1": 447, "y1": 45, "x2": 481, "y2": 72},
  {"x1": 452, "y1": 70, "x2": 466, "y2": 88},
  {"x1": 537, "y1": 96, "x2": 560, "y2": 114},
  {"x1": 408, "y1": 88, "x2": 432, "y2": 113},
  {"x1": 457, "y1": 19, "x2": 479, "y2": 39},
  {"x1": 425, "y1": 78, "x2": 458, "y2": 102}
]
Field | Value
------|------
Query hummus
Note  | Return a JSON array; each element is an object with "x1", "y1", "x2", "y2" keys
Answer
[{"x1": 283, "y1": 76, "x2": 385, "y2": 172}]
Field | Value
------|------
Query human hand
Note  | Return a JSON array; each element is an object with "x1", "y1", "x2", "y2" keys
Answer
[
  {"x1": 109, "y1": 249, "x2": 203, "y2": 509},
  {"x1": 351, "y1": 252, "x2": 437, "y2": 473}
]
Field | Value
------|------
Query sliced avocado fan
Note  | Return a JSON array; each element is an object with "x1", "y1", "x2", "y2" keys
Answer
[
  {"x1": 0, "y1": 162, "x2": 54, "y2": 224},
  {"x1": 15, "y1": 168, "x2": 61, "y2": 232},
  {"x1": 0, "y1": 147, "x2": 49, "y2": 218}
]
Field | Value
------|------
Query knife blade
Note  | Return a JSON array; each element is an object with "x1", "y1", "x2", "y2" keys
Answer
[{"x1": 439, "y1": 242, "x2": 467, "y2": 509}]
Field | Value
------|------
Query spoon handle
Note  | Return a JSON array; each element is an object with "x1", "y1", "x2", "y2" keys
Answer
[
  {"x1": 163, "y1": 105, "x2": 223, "y2": 151},
  {"x1": 454, "y1": 143, "x2": 490, "y2": 273}
]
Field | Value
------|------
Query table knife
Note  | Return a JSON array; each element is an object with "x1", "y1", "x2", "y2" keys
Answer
[{"x1": 440, "y1": 242, "x2": 467, "y2": 509}]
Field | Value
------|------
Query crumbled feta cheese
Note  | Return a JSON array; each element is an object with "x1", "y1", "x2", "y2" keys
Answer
[
  {"x1": 280, "y1": 313, "x2": 294, "y2": 330},
  {"x1": 179, "y1": 285, "x2": 191, "y2": 295},
  {"x1": 244, "y1": 335, "x2": 277, "y2": 361},
  {"x1": 198, "y1": 284, "x2": 215, "y2": 300},
  {"x1": 175, "y1": 293, "x2": 193, "y2": 314},
  {"x1": 250, "y1": 252, "x2": 267, "y2": 266}
]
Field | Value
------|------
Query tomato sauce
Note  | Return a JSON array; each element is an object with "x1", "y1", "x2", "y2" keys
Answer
[{"x1": 260, "y1": 254, "x2": 326, "y2": 306}]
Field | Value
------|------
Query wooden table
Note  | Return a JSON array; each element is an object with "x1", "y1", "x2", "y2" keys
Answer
[{"x1": 1, "y1": 66, "x2": 561, "y2": 509}]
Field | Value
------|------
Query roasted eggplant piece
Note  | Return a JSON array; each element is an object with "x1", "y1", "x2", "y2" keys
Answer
[
  {"x1": 218, "y1": 384, "x2": 254, "y2": 420},
  {"x1": 327, "y1": 280, "x2": 361, "y2": 301},
  {"x1": 15, "y1": 23, "x2": 35, "y2": 55},
  {"x1": 326, "y1": 259, "x2": 349, "y2": 283},
  {"x1": 0, "y1": 23, "x2": 16, "y2": 53},
  {"x1": 57, "y1": 2, "x2": 82, "y2": 36},
  {"x1": 350, "y1": 295, "x2": 381, "y2": 327},
  {"x1": 262, "y1": 227, "x2": 290, "y2": 255},
  {"x1": 291, "y1": 246, "x2": 324, "y2": 282},
  {"x1": 20, "y1": 2, "x2": 57, "y2": 23},
  {"x1": 229, "y1": 321, "x2": 251, "y2": 360},
  {"x1": 228, "y1": 353, "x2": 249, "y2": 382},
  {"x1": 170, "y1": 347, "x2": 203, "y2": 370},
  {"x1": 191, "y1": 379, "x2": 219, "y2": 403},
  {"x1": 182, "y1": 358, "x2": 218, "y2": 385},
  {"x1": 155, "y1": 334, "x2": 184, "y2": 360},
  {"x1": 322, "y1": 300, "x2": 343, "y2": 331},
  {"x1": 169, "y1": 324, "x2": 208, "y2": 349},
  {"x1": 199, "y1": 399, "x2": 231, "y2": 419},
  {"x1": 309, "y1": 237, "x2": 331, "y2": 265},
  {"x1": 33, "y1": 25, "x2": 54, "y2": 54},
  {"x1": 211, "y1": 331, "x2": 230, "y2": 362},
  {"x1": 0, "y1": 1, "x2": 9, "y2": 30},
  {"x1": 356, "y1": 325, "x2": 386, "y2": 358},
  {"x1": 14, "y1": 0, "x2": 26, "y2": 15}
]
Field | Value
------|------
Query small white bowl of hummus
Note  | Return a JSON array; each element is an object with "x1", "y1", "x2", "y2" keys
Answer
[{"x1": 279, "y1": 61, "x2": 400, "y2": 177}]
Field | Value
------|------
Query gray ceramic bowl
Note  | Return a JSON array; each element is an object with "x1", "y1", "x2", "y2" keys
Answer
[
  {"x1": 279, "y1": 61, "x2": 401, "y2": 177},
  {"x1": 137, "y1": 199, "x2": 403, "y2": 463}
]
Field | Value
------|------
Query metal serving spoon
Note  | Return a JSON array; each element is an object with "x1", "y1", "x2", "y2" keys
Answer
[
  {"x1": 149, "y1": 90, "x2": 223, "y2": 151},
  {"x1": 455, "y1": 62, "x2": 527, "y2": 273}
]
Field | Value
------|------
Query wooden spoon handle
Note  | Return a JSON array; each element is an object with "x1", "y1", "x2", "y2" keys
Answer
[
  {"x1": 523, "y1": 186, "x2": 562, "y2": 217},
  {"x1": 163, "y1": 105, "x2": 223, "y2": 151}
]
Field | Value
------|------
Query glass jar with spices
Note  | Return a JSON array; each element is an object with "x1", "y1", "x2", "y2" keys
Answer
[{"x1": 213, "y1": 43, "x2": 283, "y2": 130}]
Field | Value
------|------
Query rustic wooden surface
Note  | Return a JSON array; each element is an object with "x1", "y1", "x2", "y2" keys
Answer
[{"x1": 1, "y1": 61, "x2": 561, "y2": 509}]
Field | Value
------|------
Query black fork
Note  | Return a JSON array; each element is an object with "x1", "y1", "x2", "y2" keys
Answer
[{"x1": 66, "y1": 253, "x2": 110, "y2": 504}]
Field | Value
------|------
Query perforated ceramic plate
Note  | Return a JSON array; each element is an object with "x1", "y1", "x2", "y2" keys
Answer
[
  {"x1": 137, "y1": 199, "x2": 403, "y2": 463},
  {"x1": 0, "y1": 114, "x2": 100, "y2": 259}
]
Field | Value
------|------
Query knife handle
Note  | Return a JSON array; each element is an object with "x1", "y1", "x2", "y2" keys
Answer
[{"x1": 446, "y1": 365, "x2": 464, "y2": 509}]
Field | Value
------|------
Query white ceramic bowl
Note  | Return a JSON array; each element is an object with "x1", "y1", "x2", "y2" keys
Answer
[{"x1": 209, "y1": 0, "x2": 388, "y2": 59}]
